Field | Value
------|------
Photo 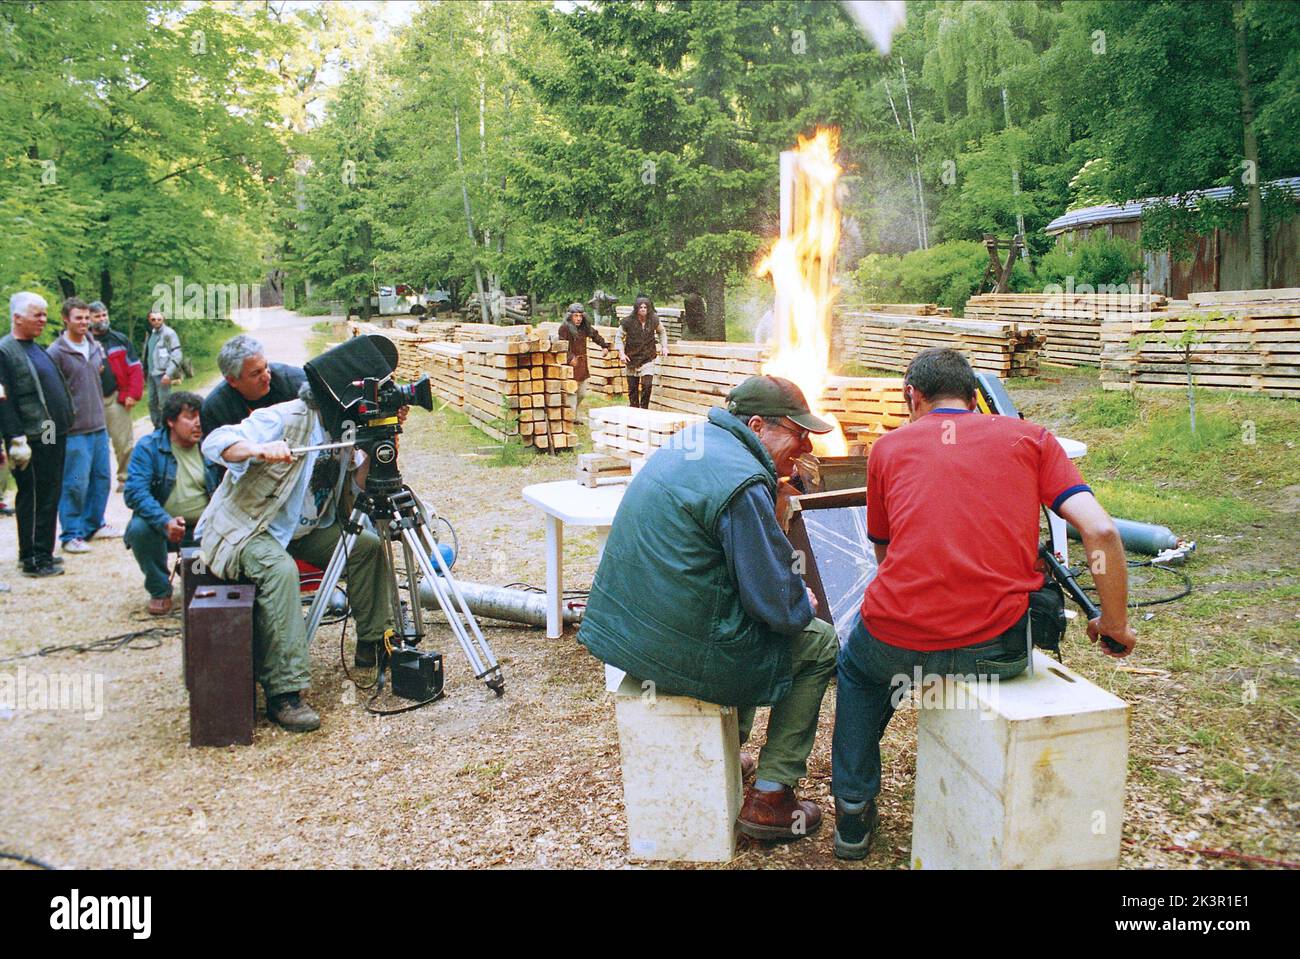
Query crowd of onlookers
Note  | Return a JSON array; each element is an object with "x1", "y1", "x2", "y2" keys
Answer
[
  {"x1": 0, "y1": 293, "x2": 185, "y2": 586},
  {"x1": 0, "y1": 291, "x2": 294, "y2": 606}
]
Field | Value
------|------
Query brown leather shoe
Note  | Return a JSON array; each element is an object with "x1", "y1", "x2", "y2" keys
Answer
[
  {"x1": 740, "y1": 751, "x2": 757, "y2": 781},
  {"x1": 147, "y1": 596, "x2": 173, "y2": 616},
  {"x1": 737, "y1": 784, "x2": 823, "y2": 841}
]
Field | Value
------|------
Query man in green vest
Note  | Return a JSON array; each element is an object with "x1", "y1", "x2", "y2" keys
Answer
[{"x1": 579, "y1": 375, "x2": 840, "y2": 842}]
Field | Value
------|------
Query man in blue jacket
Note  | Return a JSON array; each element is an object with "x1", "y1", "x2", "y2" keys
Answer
[
  {"x1": 579, "y1": 375, "x2": 841, "y2": 842},
  {"x1": 124, "y1": 391, "x2": 213, "y2": 615}
]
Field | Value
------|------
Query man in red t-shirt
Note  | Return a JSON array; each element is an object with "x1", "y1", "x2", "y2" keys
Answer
[{"x1": 830, "y1": 348, "x2": 1137, "y2": 860}]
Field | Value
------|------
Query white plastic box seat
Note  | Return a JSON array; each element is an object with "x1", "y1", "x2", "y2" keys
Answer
[
  {"x1": 911, "y1": 650, "x2": 1129, "y2": 869},
  {"x1": 612, "y1": 673, "x2": 743, "y2": 863}
]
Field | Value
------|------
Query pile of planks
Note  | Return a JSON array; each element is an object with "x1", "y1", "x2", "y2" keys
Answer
[
  {"x1": 463, "y1": 293, "x2": 531, "y2": 324},
  {"x1": 575, "y1": 453, "x2": 632, "y2": 487},
  {"x1": 452, "y1": 322, "x2": 532, "y2": 344},
  {"x1": 589, "y1": 406, "x2": 703, "y2": 460},
  {"x1": 615, "y1": 305, "x2": 685, "y2": 343},
  {"x1": 535, "y1": 321, "x2": 626, "y2": 396},
  {"x1": 840, "y1": 311, "x2": 1043, "y2": 378},
  {"x1": 964, "y1": 293, "x2": 1169, "y2": 367},
  {"x1": 649, "y1": 341, "x2": 770, "y2": 417},
  {"x1": 417, "y1": 342, "x2": 465, "y2": 407},
  {"x1": 1100, "y1": 288, "x2": 1300, "y2": 399},
  {"x1": 459, "y1": 330, "x2": 578, "y2": 450},
  {"x1": 819, "y1": 376, "x2": 908, "y2": 453},
  {"x1": 856, "y1": 303, "x2": 954, "y2": 316}
]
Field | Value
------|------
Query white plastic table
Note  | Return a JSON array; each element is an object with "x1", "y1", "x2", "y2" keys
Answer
[{"x1": 522, "y1": 479, "x2": 627, "y2": 639}]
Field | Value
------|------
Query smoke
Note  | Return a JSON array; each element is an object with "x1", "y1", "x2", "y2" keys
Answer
[{"x1": 839, "y1": 0, "x2": 908, "y2": 55}]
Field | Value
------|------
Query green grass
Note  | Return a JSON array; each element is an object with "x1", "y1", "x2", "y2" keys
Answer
[{"x1": 1063, "y1": 385, "x2": 1300, "y2": 532}]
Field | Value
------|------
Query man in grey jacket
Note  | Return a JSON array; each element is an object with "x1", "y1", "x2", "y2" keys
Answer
[
  {"x1": 144, "y1": 309, "x2": 183, "y2": 428},
  {"x1": 47, "y1": 298, "x2": 120, "y2": 552}
]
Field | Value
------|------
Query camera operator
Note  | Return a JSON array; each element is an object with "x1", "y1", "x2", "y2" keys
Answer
[
  {"x1": 196, "y1": 382, "x2": 393, "y2": 733},
  {"x1": 829, "y1": 348, "x2": 1136, "y2": 860}
]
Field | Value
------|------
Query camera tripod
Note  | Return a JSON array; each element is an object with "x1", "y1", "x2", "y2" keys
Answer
[{"x1": 304, "y1": 478, "x2": 505, "y2": 697}]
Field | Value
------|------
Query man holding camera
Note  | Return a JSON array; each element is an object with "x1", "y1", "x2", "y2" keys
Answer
[
  {"x1": 829, "y1": 348, "x2": 1137, "y2": 860},
  {"x1": 580, "y1": 375, "x2": 841, "y2": 842},
  {"x1": 197, "y1": 383, "x2": 393, "y2": 733},
  {"x1": 124, "y1": 391, "x2": 213, "y2": 616}
]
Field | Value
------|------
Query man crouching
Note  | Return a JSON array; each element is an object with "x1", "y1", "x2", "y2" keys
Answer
[
  {"x1": 196, "y1": 383, "x2": 393, "y2": 732},
  {"x1": 579, "y1": 375, "x2": 840, "y2": 841}
]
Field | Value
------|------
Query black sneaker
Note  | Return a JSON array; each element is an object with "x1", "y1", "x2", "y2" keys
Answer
[
  {"x1": 266, "y1": 692, "x2": 321, "y2": 733},
  {"x1": 21, "y1": 562, "x2": 65, "y2": 578},
  {"x1": 833, "y1": 798, "x2": 879, "y2": 861}
]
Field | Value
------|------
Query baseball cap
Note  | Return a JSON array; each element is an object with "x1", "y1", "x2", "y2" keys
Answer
[{"x1": 725, "y1": 375, "x2": 834, "y2": 434}]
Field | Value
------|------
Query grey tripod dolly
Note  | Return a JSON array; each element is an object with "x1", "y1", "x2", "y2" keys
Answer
[{"x1": 305, "y1": 481, "x2": 505, "y2": 700}]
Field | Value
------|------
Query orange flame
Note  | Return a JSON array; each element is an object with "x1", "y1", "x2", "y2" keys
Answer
[{"x1": 756, "y1": 128, "x2": 847, "y2": 456}]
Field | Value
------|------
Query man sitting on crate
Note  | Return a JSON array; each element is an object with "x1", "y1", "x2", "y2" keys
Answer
[
  {"x1": 579, "y1": 375, "x2": 841, "y2": 842},
  {"x1": 195, "y1": 382, "x2": 393, "y2": 733},
  {"x1": 829, "y1": 347, "x2": 1138, "y2": 860},
  {"x1": 124, "y1": 391, "x2": 213, "y2": 616}
]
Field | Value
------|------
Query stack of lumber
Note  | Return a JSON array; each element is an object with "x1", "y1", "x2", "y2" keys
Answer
[
  {"x1": 819, "y1": 376, "x2": 908, "y2": 453},
  {"x1": 417, "y1": 342, "x2": 465, "y2": 407},
  {"x1": 856, "y1": 303, "x2": 954, "y2": 316},
  {"x1": 460, "y1": 330, "x2": 578, "y2": 450},
  {"x1": 649, "y1": 341, "x2": 770, "y2": 417},
  {"x1": 575, "y1": 453, "x2": 632, "y2": 488},
  {"x1": 452, "y1": 322, "x2": 532, "y2": 344},
  {"x1": 1100, "y1": 288, "x2": 1300, "y2": 399},
  {"x1": 964, "y1": 293, "x2": 1169, "y2": 367},
  {"x1": 615, "y1": 305, "x2": 685, "y2": 342},
  {"x1": 463, "y1": 292, "x2": 531, "y2": 324},
  {"x1": 535, "y1": 321, "x2": 626, "y2": 396},
  {"x1": 347, "y1": 321, "x2": 444, "y2": 381},
  {"x1": 841, "y1": 311, "x2": 1043, "y2": 378},
  {"x1": 589, "y1": 406, "x2": 703, "y2": 460}
]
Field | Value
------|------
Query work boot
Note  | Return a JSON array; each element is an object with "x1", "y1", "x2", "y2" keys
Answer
[
  {"x1": 21, "y1": 561, "x2": 64, "y2": 578},
  {"x1": 737, "y1": 784, "x2": 822, "y2": 842},
  {"x1": 147, "y1": 596, "x2": 173, "y2": 616},
  {"x1": 354, "y1": 641, "x2": 378, "y2": 669},
  {"x1": 267, "y1": 692, "x2": 321, "y2": 733},
  {"x1": 833, "y1": 798, "x2": 879, "y2": 861}
]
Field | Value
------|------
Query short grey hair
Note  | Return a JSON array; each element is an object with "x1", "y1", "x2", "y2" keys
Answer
[
  {"x1": 9, "y1": 291, "x2": 48, "y2": 321},
  {"x1": 218, "y1": 334, "x2": 265, "y2": 380}
]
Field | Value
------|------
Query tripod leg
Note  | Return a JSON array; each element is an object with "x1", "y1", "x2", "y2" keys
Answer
[{"x1": 401, "y1": 526, "x2": 504, "y2": 694}]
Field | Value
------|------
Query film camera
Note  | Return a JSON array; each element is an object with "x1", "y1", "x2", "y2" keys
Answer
[{"x1": 302, "y1": 335, "x2": 504, "y2": 702}]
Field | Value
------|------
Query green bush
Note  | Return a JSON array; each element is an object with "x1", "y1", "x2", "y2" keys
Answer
[
  {"x1": 1036, "y1": 232, "x2": 1145, "y2": 289},
  {"x1": 296, "y1": 300, "x2": 336, "y2": 317},
  {"x1": 854, "y1": 240, "x2": 1033, "y2": 315}
]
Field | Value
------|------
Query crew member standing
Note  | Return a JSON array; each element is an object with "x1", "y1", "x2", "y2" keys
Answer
[
  {"x1": 0, "y1": 291, "x2": 73, "y2": 577},
  {"x1": 615, "y1": 296, "x2": 668, "y2": 409},
  {"x1": 88, "y1": 300, "x2": 145, "y2": 492},
  {"x1": 144, "y1": 309, "x2": 183, "y2": 429}
]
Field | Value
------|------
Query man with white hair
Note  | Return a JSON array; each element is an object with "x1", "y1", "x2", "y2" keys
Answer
[
  {"x1": 0, "y1": 291, "x2": 74, "y2": 576},
  {"x1": 200, "y1": 334, "x2": 304, "y2": 483}
]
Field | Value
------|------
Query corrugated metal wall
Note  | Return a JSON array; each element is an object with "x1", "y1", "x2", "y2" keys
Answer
[{"x1": 1055, "y1": 207, "x2": 1299, "y2": 295}]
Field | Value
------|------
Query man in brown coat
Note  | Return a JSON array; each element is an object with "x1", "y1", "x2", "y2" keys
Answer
[{"x1": 558, "y1": 302, "x2": 609, "y2": 423}]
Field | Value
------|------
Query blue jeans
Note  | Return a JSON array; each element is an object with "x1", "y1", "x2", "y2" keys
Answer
[
  {"x1": 831, "y1": 612, "x2": 1030, "y2": 803},
  {"x1": 127, "y1": 514, "x2": 193, "y2": 599},
  {"x1": 59, "y1": 430, "x2": 111, "y2": 543}
]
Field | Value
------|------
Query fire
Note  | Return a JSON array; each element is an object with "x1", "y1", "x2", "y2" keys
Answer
[{"x1": 756, "y1": 127, "x2": 847, "y2": 456}]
